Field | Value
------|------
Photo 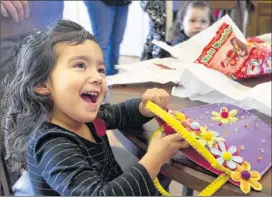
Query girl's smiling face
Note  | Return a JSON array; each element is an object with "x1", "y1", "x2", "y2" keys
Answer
[{"x1": 40, "y1": 40, "x2": 107, "y2": 127}]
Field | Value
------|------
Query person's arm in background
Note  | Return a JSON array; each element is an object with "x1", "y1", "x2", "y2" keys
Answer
[
  {"x1": 1, "y1": 1, "x2": 29, "y2": 23},
  {"x1": 0, "y1": 0, "x2": 30, "y2": 38},
  {"x1": 1, "y1": 1, "x2": 64, "y2": 38}
]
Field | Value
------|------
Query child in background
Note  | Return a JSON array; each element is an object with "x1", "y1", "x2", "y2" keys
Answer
[
  {"x1": 169, "y1": 0, "x2": 216, "y2": 45},
  {"x1": 160, "y1": 1, "x2": 216, "y2": 58},
  {"x1": 1, "y1": 20, "x2": 189, "y2": 196}
]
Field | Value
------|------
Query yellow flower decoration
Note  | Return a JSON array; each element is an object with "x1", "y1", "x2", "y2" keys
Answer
[
  {"x1": 211, "y1": 107, "x2": 238, "y2": 124},
  {"x1": 231, "y1": 162, "x2": 262, "y2": 194},
  {"x1": 193, "y1": 127, "x2": 225, "y2": 148}
]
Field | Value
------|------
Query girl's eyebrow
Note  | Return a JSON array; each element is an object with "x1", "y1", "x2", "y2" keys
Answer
[
  {"x1": 68, "y1": 55, "x2": 105, "y2": 66},
  {"x1": 68, "y1": 56, "x2": 90, "y2": 63}
]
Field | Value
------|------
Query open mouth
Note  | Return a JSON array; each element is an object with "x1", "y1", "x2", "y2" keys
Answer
[{"x1": 81, "y1": 91, "x2": 99, "y2": 103}]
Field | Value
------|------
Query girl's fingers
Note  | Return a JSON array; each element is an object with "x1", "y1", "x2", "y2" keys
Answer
[
  {"x1": 172, "y1": 141, "x2": 190, "y2": 149},
  {"x1": 1, "y1": 3, "x2": 9, "y2": 17},
  {"x1": 1, "y1": 1, "x2": 19, "y2": 22},
  {"x1": 165, "y1": 133, "x2": 183, "y2": 142}
]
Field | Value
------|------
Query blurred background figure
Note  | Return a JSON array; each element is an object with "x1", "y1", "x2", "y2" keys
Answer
[
  {"x1": 169, "y1": 1, "x2": 216, "y2": 46},
  {"x1": 84, "y1": 0, "x2": 131, "y2": 76},
  {"x1": 140, "y1": 0, "x2": 166, "y2": 60}
]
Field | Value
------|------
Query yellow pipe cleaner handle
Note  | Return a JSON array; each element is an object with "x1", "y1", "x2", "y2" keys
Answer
[
  {"x1": 198, "y1": 174, "x2": 230, "y2": 196},
  {"x1": 150, "y1": 127, "x2": 171, "y2": 196}
]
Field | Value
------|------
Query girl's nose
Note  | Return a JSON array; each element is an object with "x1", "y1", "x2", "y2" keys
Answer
[{"x1": 89, "y1": 71, "x2": 103, "y2": 84}]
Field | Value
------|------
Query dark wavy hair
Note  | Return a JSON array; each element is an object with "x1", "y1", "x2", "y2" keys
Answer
[
  {"x1": 170, "y1": 0, "x2": 216, "y2": 41},
  {"x1": 1, "y1": 20, "x2": 96, "y2": 172}
]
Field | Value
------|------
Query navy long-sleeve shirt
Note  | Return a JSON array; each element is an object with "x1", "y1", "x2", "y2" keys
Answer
[{"x1": 27, "y1": 99, "x2": 157, "y2": 196}]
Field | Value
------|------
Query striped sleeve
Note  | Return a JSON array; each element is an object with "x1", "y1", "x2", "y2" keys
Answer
[
  {"x1": 33, "y1": 132, "x2": 156, "y2": 196},
  {"x1": 98, "y1": 98, "x2": 153, "y2": 130}
]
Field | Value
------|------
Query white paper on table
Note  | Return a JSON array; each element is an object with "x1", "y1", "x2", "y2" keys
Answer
[
  {"x1": 256, "y1": 33, "x2": 272, "y2": 43},
  {"x1": 107, "y1": 70, "x2": 181, "y2": 86},
  {"x1": 115, "y1": 57, "x2": 187, "y2": 71},
  {"x1": 152, "y1": 15, "x2": 245, "y2": 62},
  {"x1": 172, "y1": 85, "x2": 253, "y2": 110},
  {"x1": 107, "y1": 58, "x2": 189, "y2": 86},
  {"x1": 245, "y1": 82, "x2": 272, "y2": 116},
  {"x1": 171, "y1": 63, "x2": 271, "y2": 116},
  {"x1": 172, "y1": 84, "x2": 272, "y2": 117},
  {"x1": 181, "y1": 63, "x2": 251, "y2": 99},
  {"x1": 115, "y1": 59, "x2": 160, "y2": 72}
]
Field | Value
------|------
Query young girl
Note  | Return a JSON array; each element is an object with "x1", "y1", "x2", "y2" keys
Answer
[
  {"x1": 159, "y1": 1, "x2": 216, "y2": 58},
  {"x1": 169, "y1": 0, "x2": 216, "y2": 46},
  {"x1": 1, "y1": 20, "x2": 189, "y2": 196}
]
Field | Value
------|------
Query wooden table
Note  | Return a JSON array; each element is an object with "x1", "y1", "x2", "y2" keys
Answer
[{"x1": 108, "y1": 75, "x2": 271, "y2": 196}]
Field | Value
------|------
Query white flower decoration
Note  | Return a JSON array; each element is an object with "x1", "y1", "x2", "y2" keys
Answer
[{"x1": 210, "y1": 141, "x2": 243, "y2": 170}]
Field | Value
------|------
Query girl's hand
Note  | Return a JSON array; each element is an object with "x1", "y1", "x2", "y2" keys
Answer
[
  {"x1": 139, "y1": 132, "x2": 189, "y2": 179},
  {"x1": 139, "y1": 88, "x2": 170, "y2": 117}
]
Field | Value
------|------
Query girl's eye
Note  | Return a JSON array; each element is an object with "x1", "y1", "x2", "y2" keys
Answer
[
  {"x1": 201, "y1": 20, "x2": 207, "y2": 24},
  {"x1": 74, "y1": 63, "x2": 86, "y2": 69},
  {"x1": 98, "y1": 68, "x2": 106, "y2": 74},
  {"x1": 190, "y1": 19, "x2": 195, "y2": 23}
]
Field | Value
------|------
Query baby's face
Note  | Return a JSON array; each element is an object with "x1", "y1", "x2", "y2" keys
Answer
[
  {"x1": 182, "y1": 7, "x2": 210, "y2": 37},
  {"x1": 46, "y1": 40, "x2": 107, "y2": 126}
]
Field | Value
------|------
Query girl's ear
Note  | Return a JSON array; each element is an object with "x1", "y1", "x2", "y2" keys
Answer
[{"x1": 34, "y1": 81, "x2": 51, "y2": 95}]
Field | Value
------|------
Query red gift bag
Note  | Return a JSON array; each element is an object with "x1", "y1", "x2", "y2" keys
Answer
[{"x1": 195, "y1": 23, "x2": 271, "y2": 80}]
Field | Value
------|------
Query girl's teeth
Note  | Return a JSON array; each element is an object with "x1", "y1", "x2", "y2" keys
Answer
[{"x1": 86, "y1": 92, "x2": 98, "y2": 96}]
